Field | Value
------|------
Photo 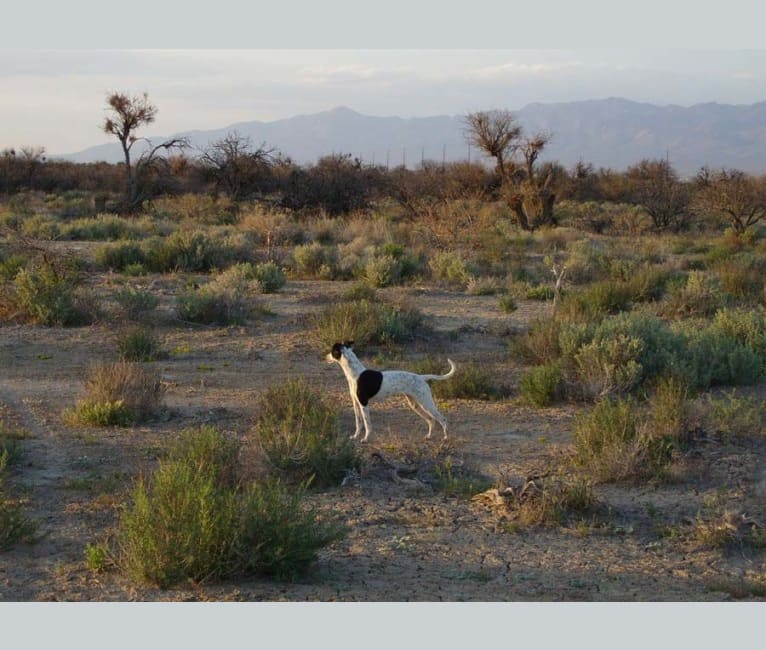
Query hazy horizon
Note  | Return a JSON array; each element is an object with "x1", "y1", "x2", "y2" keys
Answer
[{"x1": 3, "y1": 49, "x2": 766, "y2": 156}]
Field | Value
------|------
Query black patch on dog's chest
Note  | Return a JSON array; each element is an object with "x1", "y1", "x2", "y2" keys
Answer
[{"x1": 356, "y1": 370, "x2": 383, "y2": 406}]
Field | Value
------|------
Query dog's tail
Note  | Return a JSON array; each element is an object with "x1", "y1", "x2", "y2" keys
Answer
[{"x1": 421, "y1": 359, "x2": 456, "y2": 382}]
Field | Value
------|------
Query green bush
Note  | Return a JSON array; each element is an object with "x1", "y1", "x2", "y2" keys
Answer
[
  {"x1": 60, "y1": 214, "x2": 146, "y2": 241},
  {"x1": 96, "y1": 242, "x2": 146, "y2": 271},
  {"x1": 250, "y1": 261, "x2": 287, "y2": 293},
  {"x1": 661, "y1": 271, "x2": 729, "y2": 318},
  {"x1": 176, "y1": 270, "x2": 256, "y2": 325},
  {"x1": 292, "y1": 242, "x2": 339, "y2": 279},
  {"x1": 572, "y1": 334, "x2": 643, "y2": 399},
  {"x1": 117, "y1": 427, "x2": 344, "y2": 587},
  {"x1": 0, "y1": 253, "x2": 27, "y2": 282},
  {"x1": 498, "y1": 294, "x2": 518, "y2": 313},
  {"x1": 312, "y1": 299, "x2": 425, "y2": 348},
  {"x1": 510, "y1": 318, "x2": 562, "y2": 365},
  {"x1": 117, "y1": 326, "x2": 164, "y2": 362},
  {"x1": 142, "y1": 230, "x2": 238, "y2": 273},
  {"x1": 677, "y1": 327, "x2": 764, "y2": 389},
  {"x1": 525, "y1": 284, "x2": 555, "y2": 301},
  {"x1": 556, "y1": 280, "x2": 633, "y2": 323},
  {"x1": 68, "y1": 400, "x2": 135, "y2": 427},
  {"x1": 429, "y1": 251, "x2": 473, "y2": 289},
  {"x1": 706, "y1": 390, "x2": 765, "y2": 437},
  {"x1": 254, "y1": 379, "x2": 361, "y2": 487},
  {"x1": 519, "y1": 362, "x2": 564, "y2": 407},
  {"x1": 113, "y1": 286, "x2": 160, "y2": 320},
  {"x1": 11, "y1": 262, "x2": 92, "y2": 326},
  {"x1": 572, "y1": 397, "x2": 673, "y2": 482}
]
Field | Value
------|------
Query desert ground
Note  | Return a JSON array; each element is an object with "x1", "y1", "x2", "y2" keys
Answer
[{"x1": 2, "y1": 239, "x2": 766, "y2": 602}]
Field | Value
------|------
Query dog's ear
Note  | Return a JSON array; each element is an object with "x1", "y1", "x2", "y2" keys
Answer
[{"x1": 343, "y1": 340, "x2": 354, "y2": 348}]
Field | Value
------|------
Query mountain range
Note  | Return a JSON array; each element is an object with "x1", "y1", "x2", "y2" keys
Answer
[{"x1": 62, "y1": 98, "x2": 766, "y2": 176}]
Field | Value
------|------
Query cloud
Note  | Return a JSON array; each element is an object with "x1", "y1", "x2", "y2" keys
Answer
[{"x1": 475, "y1": 60, "x2": 583, "y2": 79}]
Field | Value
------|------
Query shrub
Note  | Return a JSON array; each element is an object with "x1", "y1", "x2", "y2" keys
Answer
[
  {"x1": 117, "y1": 427, "x2": 344, "y2": 587},
  {"x1": 556, "y1": 280, "x2": 633, "y2": 323},
  {"x1": 525, "y1": 284, "x2": 555, "y2": 301},
  {"x1": 11, "y1": 262, "x2": 92, "y2": 326},
  {"x1": 572, "y1": 335, "x2": 643, "y2": 399},
  {"x1": 467, "y1": 276, "x2": 503, "y2": 296},
  {"x1": 510, "y1": 318, "x2": 562, "y2": 365},
  {"x1": 253, "y1": 379, "x2": 361, "y2": 487},
  {"x1": 60, "y1": 214, "x2": 145, "y2": 241},
  {"x1": 113, "y1": 286, "x2": 160, "y2": 320},
  {"x1": 249, "y1": 261, "x2": 287, "y2": 293},
  {"x1": 645, "y1": 376, "x2": 691, "y2": 443},
  {"x1": 0, "y1": 426, "x2": 37, "y2": 551},
  {"x1": 142, "y1": 231, "x2": 235, "y2": 273},
  {"x1": 238, "y1": 479, "x2": 346, "y2": 580},
  {"x1": 572, "y1": 397, "x2": 672, "y2": 482},
  {"x1": 117, "y1": 326, "x2": 164, "y2": 362},
  {"x1": 498, "y1": 294, "x2": 517, "y2": 313},
  {"x1": 69, "y1": 400, "x2": 135, "y2": 427},
  {"x1": 519, "y1": 362, "x2": 564, "y2": 407},
  {"x1": 709, "y1": 307, "x2": 766, "y2": 358},
  {"x1": 176, "y1": 271, "x2": 252, "y2": 325},
  {"x1": 292, "y1": 242, "x2": 339, "y2": 279},
  {"x1": 311, "y1": 299, "x2": 425, "y2": 348},
  {"x1": 362, "y1": 243, "x2": 420, "y2": 288},
  {"x1": 714, "y1": 258, "x2": 764, "y2": 301},
  {"x1": 0, "y1": 253, "x2": 27, "y2": 282},
  {"x1": 706, "y1": 390, "x2": 765, "y2": 437},
  {"x1": 678, "y1": 327, "x2": 764, "y2": 389},
  {"x1": 661, "y1": 271, "x2": 728, "y2": 318},
  {"x1": 96, "y1": 242, "x2": 146, "y2": 271},
  {"x1": 67, "y1": 362, "x2": 164, "y2": 426},
  {"x1": 0, "y1": 493, "x2": 37, "y2": 551},
  {"x1": 411, "y1": 359, "x2": 504, "y2": 400},
  {"x1": 429, "y1": 251, "x2": 473, "y2": 289}
]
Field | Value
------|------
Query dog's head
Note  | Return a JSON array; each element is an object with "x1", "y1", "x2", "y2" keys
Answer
[{"x1": 326, "y1": 340, "x2": 354, "y2": 363}]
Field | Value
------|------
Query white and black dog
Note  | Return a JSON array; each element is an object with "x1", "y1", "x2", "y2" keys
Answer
[{"x1": 326, "y1": 341, "x2": 456, "y2": 442}]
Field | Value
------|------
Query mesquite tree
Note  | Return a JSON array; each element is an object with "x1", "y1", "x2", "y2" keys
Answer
[
  {"x1": 463, "y1": 109, "x2": 559, "y2": 230},
  {"x1": 102, "y1": 92, "x2": 188, "y2": 211},
  {"x1": 694, "y1": 167, "x2": 766, "y2": 234}
]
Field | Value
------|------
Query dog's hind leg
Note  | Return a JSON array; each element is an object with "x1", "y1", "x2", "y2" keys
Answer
[
  {"x1": 413, "y1": 393, "x2": 448, "y2": 439},
  {"x1": 404, "y1": 395, "x2": 437, "y2": 438}
]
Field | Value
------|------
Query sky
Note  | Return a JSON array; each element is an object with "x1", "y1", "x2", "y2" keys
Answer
[
  {"x1": 3, "y1": 49, "x2": 766, "y2": 156},
  {"x1": 3, "y1": 0, "x2": 766, "y2": 156}
]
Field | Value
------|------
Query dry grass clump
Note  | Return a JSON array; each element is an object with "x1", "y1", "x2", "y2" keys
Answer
[
  {"x1": 480, "y1": 475, "x2": 600, "y2": 530},
  {"x1": 66, "y1": 362, "x2": 165, "y2": 426}
]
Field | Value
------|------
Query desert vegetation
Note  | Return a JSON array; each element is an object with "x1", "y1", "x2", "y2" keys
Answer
[{"x1": 1, "y1": 95, "x2": 766, "y2": 601}]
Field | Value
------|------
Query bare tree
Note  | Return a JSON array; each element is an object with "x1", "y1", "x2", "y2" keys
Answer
[
  {"x1": 694, "y1": 167, "x2": 766, "y2": 234},
  {"x1": 627, "y1": 159, "x2": 691, "y2": 232},
  {"x1": 463, "y1": 109, "x2": 521, "y2": 181},
  {"x1": 464, "y1": 110, "x2": 560, "y2": 230},
  {"x1": 102, "y1": 92, "x2": 188, "y2": 211},
  {"x1": 199, "y1": 132, "x2": 275, "y2": 201}
]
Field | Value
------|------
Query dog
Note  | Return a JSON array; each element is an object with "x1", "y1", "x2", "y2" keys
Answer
[{"x1": 325, "y1": 341, "x2": 456, "y2": 442}]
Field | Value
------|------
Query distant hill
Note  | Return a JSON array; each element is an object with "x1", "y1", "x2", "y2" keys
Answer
[{"x1": 61, "y1": 99, "x2": 766, "y2": 176}]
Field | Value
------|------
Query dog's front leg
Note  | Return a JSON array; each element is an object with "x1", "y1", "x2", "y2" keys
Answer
[
  {"x1": 350, "y1": 396, "x2": 364, "y2": 439},
  {"x1": 360, "y1": 405, "x2": 373, "y2": 442}
]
